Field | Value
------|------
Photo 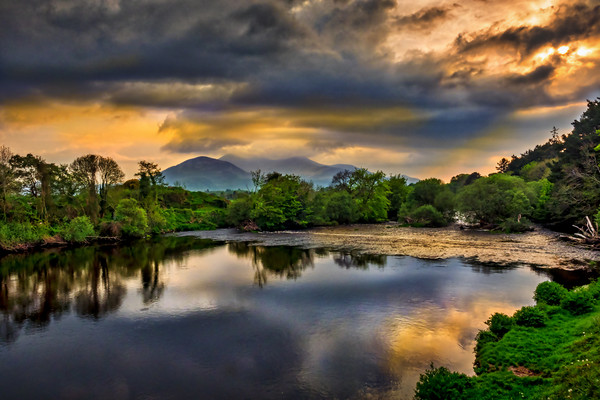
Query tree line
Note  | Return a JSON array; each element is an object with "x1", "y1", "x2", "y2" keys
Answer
[
  {"x1": 224, "y1": 99, "x2": 600, "y2": 233},
  {"x1": 1, "y1": 98, "x2": 599, "y2": 249},
  {"x1": 0, "y1": 150, "x2": 227, "y2": 249}
]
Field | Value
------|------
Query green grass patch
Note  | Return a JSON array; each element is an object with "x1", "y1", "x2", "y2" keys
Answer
[{"x1": 416, "y1": 281, "x2": 600, "y2": 399}]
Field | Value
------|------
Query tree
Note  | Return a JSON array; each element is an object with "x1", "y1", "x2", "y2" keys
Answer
[
  {"x1": 71, "y1": 154, "x2": 100, "y2": 222},
  {"x1": 387, "y1": 174, "x2": 408, "y2": 220},
  {"x1": 136, "y1": 160, "x2": 164, "y2": 207},
  {"x1": 98, "y1": 157, "x2": 125, "y2": 217},
  {"x1": 347, "y1": 168, "x2": 390, "y2": 222},
  {"x1": 496, "y1": 157, "x2": 510, "y2": 173},
  {"x1": 331, "y1": 169, "x2": 353, "y2": 191},
  {"x1": 10, "y1": 153, "x2": 57, "y2": 221},
  {"x1": 115, "y1": 198, "x2": 149, "y2": 238},
  {"x1": 456, "y1": 174, "x2": 537, "y2": 224},
  {"x1": 0, "y1": 146, "x2": 16, "y2": 220},
  {"x1": 71, "y1": 154, "x2": 124, "y2": 221}
]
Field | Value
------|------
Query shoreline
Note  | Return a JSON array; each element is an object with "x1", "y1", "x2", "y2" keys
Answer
[
  {"x1": 2, "y1": 222, "x2": 599, "y2": 271},
  {"x1": 173, "y1": 222, "x2": 600, "y2": 271}
]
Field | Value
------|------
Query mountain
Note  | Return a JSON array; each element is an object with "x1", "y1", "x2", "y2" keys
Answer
[
  {"x1": 220, "y1": 154, "x2": 357, "y2": 187},
  {"x1": 163, "y1": 155, "x2": 419, "y2": 191},
  {"x1": 162, "y1": 156, "x2": 251, "y2": 191}
]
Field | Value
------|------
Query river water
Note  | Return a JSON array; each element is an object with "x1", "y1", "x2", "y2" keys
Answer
[{"x1": 0, "y1": 236, "x2": 594, "y2": 399}]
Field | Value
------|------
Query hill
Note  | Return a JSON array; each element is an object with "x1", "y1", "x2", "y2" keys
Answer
[{"x1": 162, "y1": 156, "x2": 251, "y2": 191}]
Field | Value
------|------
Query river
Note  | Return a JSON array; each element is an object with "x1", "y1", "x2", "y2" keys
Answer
[{"x1": 0, "y1": 233, "x2": 595, "y2": 399}]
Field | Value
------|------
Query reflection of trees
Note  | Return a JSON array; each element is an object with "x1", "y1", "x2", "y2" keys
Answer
[
  {"x1": 333, "y1": 252, "x2": 387, "y2": 269},
  {"x1": 228, "y1": 243, "x2": 314, "y2": 287},
  {"x1": 0, "y1": 237, "x2": 220, "y2": 343},
  {"x1": 74, "y1": 253, "x2": 126, "y2": 319}
]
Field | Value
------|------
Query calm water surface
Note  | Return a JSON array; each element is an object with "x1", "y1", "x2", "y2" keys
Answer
[{"x1": 0, "y1": 237, "x2": 593, "y2": 399}]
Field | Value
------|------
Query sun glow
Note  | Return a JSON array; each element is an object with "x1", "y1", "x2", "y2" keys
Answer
[
  {"x1": 557, "y1": 45, "x2": 570, "y2": 55},
  {"x1": 537, "y1": 47, "x2": 555, "y2": 60},
  {"x1": 576, "y1": 46, "x2": 593, "y2": 57}
]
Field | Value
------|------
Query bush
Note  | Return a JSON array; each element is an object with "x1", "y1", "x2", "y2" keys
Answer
[
  {"x1": 534, "y1": 281, "x2": 568, "y2": 305},
  {"x1": 61, "y1": 216, "x2": 95, "y2": 242},
  {"x1": 560, "y1": 289, "x2": 595, "y2": 315},
  {"x1": 0, "y1": 222, "x2": 50, "y2": 248},
  {"x1": 99, "y1": 221, "x2": 122, "y2": 237},
  {"x1": 588, "y1": 279, "x2": 600, "y2": 300},
  {"x1": 115, "y1": 198, "x2": 149, "y2": 238},
  {"x1": 513, "y1": 306, "x2": 546, "y2": 327},
  {"x1": 498, "y1": 217, "x2": 532, "y2": 233},
  {"x1": 410, "y1": 205, "x2": 447, "y2": 227},
  {"x1": 475, "y1": 330, "x2": 498, "y2": 353},
  {"x1": 414, "y1": 364, "x2": 473, "y2": 400},
  {"x1": 485, "y1": 313, "x2": 514, "y2": 337}
]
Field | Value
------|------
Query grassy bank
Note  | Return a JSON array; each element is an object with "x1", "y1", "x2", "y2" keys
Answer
[{"x1": 415, "y1": 280, "x2": 600, "y2": 400}]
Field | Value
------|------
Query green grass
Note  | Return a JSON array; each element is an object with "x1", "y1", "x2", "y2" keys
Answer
[{"x1": 415, "y1": 281, "x2": 600, "y2": 399}]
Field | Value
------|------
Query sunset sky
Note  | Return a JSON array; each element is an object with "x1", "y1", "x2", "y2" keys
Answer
[{"x1": 1, "y1": 0, "x2": 599, "y2": 181}]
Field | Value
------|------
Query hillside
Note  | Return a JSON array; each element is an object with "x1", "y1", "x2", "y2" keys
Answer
[{"x1": 162, "y1": 156, "x2": 251, "y2": 191}]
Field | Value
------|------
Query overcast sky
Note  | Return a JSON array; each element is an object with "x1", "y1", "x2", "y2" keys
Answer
[{"x1": 1, "y1": 0, "x2": 599, "y2": 180}]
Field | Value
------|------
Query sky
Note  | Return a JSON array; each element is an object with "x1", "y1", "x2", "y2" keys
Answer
[{"x1": 1, "y1": 0, "x2": 599, "y2": 181}]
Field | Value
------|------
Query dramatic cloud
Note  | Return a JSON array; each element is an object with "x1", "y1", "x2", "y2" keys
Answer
[{"x1": 1, "y1": 0, "x2": 599, "y2": 179}]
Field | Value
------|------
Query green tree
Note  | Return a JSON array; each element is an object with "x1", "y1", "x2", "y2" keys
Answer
[
  {"x1": 456, "y1": 174, "x2": 537, "y2": 225},
  {"x1": 0, "y1": 146, "x2": 16, "y2": 220},
  {"x1": 115, "y1": 198, "x2": 149, "y2": 238},
  {"x1": 387, "y1": 174, "x2": 408, "y2": 220},
  {"x1": 347, "y1": 168, "x2": 390, "y2": 222}
]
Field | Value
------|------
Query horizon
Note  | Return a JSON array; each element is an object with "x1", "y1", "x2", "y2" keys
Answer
[{"x1": 1, "y1": 0, "x2": 599, "y2": 181}]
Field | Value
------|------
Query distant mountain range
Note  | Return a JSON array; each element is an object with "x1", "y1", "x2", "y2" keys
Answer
[{"x1": 162, "y1": 155, "x2": 418, "y2": 191}]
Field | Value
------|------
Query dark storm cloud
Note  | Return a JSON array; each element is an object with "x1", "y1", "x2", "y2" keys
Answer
[
  {"x1": 455, "y1": 2, "x2": 600, "y2": 56},
  {"x1": 507, "y1": 64, "x2": 556, "y2": 86},
  {"x1": 395, "y1": 4, "x2": 459, "y2": 30},
  {"x1": 2, "y1": 0, "x2": 600, "y2": 167}
]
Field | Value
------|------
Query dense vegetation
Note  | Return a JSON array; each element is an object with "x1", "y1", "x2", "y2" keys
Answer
[
  {"x1": 414, "y1": 279, "x2": 600, "y2": 400},
  {"x1": 0, "y1": 152, "x2": 227, "y2": 250},
  {"x1": 1, "y1": 99, "x2": 600, "y2": 248},
  {"x1": 222, "y1": 99, "x2": 600, "y2": 232}
]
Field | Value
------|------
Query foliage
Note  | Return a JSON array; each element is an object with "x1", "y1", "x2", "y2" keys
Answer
[
  {"x1": 418, "y1": 281, "x2": 600, "y2": 399},
  {"x1": 61, "y1": 216, "x2": 95, "y2": 242},
  {"x1": 534, "y1": 281, "x2": 568, "y2": 305},
  {"x1": 414, "y1": 364, "x2": 473, "y2": 400},
  {"x1": 456, "y1": 174, "x2": 536, "y2": 225},
  {"x1": 0, "y1": 222, "x2": 51, "y2": 249},
  {"x1": 514, "y1": 306, "x2": 546, "y2": 327},
  {"x1": 560, "y1": 289, "x2": 595, "y2": 315},
  {"x1": 485, "y1": 313, "x2": 514, "y2": 337},
  {"x1": 386, "y1": 174, "x2": 409, "y2": 220},
  {"x1": 409, "y1": 205, "x2": 447, "y2": 227},
  {"x1": 115, "y1": 198, "x2": 149, "y2": 238},
  {"x1": 498, "y1": 217, "x2": 532, "y2": 233}
]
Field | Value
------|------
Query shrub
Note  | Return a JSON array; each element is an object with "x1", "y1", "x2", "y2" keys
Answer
[
  {"x1": 561, "y1": 289, "x2": 595, "y2": 315},
  {"x1": 99, "y1": 221, "x2": 122, "y2": 237},
  {"x1": 534, "y1": 281, "x2": 568, "y2": 305},
  {"x1": 588, "y1": 279, "x2": 600, "y2": 300},
  {"x1": 414, "y1": 364, "x2": 473, "y2": 400},
  {"x1": 475, "y1": 330, "x2": 498, "y2": 353},
  {"x1": 485, "y1": 313, "x2": 514, "y2": 337},
  {"x1": 115, "y1": 198, "x2": 148, "y2": 238},
  {"x1": 513, "y1": 306, "x2": 546, "y2": 327},
  {"x1": 411, "y1": 205, "x2": 447, "y2": 227},
  {"x1": 61, "y1": 216, "x2": 95, "y2": 243},
  {"x1": 498, "y1": 217, "x2": 532, "y2": 233},
  {"x1": 0, "y1": 222, "x2": 50, "y2": 248}
]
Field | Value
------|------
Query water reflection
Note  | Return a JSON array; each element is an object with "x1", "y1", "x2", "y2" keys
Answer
[
  {"x1": 0, "y1": 237, "x2": 596, "y2": 400},
  {"x1": 227, "y1": 242, "x2": 314, "y2": 287},
  {"x1": 0, "y1": 237, "x2": 220, "y2": 343}
]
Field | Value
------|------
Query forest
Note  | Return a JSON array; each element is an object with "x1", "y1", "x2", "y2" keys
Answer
[{"x1": 0, "y1": 99, "x2": 599, "y2": 251}]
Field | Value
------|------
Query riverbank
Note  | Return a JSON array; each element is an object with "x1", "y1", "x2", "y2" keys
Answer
[
  {"x1": 174, "y1": 223, "x2": 600, "y2": 270},
  {"x1": 414, "y1": 280, "x2": 600, "y2": 400}
]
